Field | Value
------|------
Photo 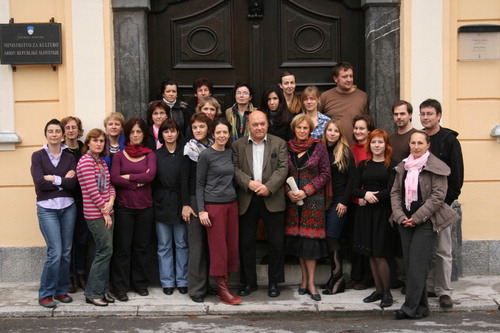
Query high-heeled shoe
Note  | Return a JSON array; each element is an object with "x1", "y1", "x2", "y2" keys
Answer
[
  {"x1": 86, "y1": 297, "x2": 108, "y2": 307},
  {"x1": 322, "y1": 276, "x2": 346, "y2": 295},
  {"x1": 310, "y1": 293, "x2": 321, "y2": 301}
]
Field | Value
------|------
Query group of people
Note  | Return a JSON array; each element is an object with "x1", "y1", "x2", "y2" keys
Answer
[{"x1": 31, "y1": 62, "x2": 463, "y2": 320}]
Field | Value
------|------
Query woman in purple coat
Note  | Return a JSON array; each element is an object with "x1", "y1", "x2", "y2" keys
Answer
[{"x1": 285, "y1": 114, "x2": 331, "y2": 302}]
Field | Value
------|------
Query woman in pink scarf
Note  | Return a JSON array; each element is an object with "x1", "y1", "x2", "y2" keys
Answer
[{"x1": 390, "y1": 130, "x2": 459, "y2": 320}]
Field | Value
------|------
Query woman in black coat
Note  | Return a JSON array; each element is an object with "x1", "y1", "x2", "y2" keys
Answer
[{"x1": 153, "y1": 119, "x2": 189, "y2": 295}]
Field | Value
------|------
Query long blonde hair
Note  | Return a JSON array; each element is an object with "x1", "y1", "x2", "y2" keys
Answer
[{"x1": 322, "y1": 119, "x2": 351, "y2": 173}]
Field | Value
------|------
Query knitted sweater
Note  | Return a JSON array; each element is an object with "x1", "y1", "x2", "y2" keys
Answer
[
  {"x1": 76, "y1": 153, "x2": 116, "y2": 220},
  {"x1": 31, "y1": 149, "x2": 77, "y2": 202}
]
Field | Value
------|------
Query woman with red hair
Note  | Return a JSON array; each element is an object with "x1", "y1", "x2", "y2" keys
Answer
[{"x1": 352, "y1": 129, "x2": 397, "y2": 308}]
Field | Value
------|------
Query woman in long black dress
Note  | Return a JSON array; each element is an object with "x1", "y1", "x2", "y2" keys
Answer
[{"x1": 352, "y1": 129, "x2": 397, "y2": 308}]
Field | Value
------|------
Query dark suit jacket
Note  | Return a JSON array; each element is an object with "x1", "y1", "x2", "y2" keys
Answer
[{"x1": 232, "y1": 134, "x2": 288, "y2": 215}]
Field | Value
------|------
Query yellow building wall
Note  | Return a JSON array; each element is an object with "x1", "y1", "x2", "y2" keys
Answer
[
  {"x1": 450, "y1": 0, "x2": 500, "y2": 240},
  {"x1": 2, "y1": 0, "x2": 499, "y2": 246},
  {"x1": 0, "y1": 0, "x2": 114, "y2": 246},
  {"x1": 401, "y1": 0, "x2": 500, "y2": 241}
]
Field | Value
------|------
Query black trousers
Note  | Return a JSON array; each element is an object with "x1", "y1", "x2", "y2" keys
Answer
[
  {"x1": 239, "y1": 195, "x2": 285, "y2": 286},
  {"x1": 111, "y1": 205, "x2": 154, "y2": 292}
]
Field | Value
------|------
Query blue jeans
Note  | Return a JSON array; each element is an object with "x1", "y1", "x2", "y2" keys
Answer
[
  {"x1": 85, "y1": 216, "x2": 114, "y2": 298},
  {"x1": 326, "y1": 196, "x2": 347, "y2": 238},
  {"x1": 156, "y1": 222, "x2": 188, "y2": 288},
  {"x1": 37, "y1": 203, "x2": 76, "y2": 299}
]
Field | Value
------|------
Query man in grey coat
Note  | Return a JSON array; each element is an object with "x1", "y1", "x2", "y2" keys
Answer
[{"x1": 232, "y1": 111, "x2": 289, "y2": 297}]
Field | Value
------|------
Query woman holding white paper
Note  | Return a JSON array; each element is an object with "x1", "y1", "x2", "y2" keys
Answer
[{"x1": 285, "y1": 114, "x2": 331, "y2": 302}]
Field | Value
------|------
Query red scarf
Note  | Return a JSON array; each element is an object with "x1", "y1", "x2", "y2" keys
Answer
[
  {"x1": 125, "y1": 143, "x2": 152, "y2": 157},
  {"x1": 288, "y1": 137, "x2": 321, "y2": 153}
]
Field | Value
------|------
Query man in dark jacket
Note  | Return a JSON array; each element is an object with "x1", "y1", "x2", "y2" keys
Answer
[{"x1": 420, "y1": 98, "x2": 464, "y2": 309}]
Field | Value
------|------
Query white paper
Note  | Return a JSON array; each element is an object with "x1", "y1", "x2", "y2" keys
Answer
[{"x1": 286, "y1": 176, "x2": 304, "y2": 206}]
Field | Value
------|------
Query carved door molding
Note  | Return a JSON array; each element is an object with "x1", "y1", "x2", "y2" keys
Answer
[{"x1": 147, "y1": 0, "x2": 365, "y2": 107}]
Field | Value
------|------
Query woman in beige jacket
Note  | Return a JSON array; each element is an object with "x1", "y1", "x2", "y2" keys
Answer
[{"x1": 390, "y1": 130, "x2": 459, "y2": 320}]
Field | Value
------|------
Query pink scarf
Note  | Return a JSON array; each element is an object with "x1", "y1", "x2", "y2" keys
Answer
[
  {"x1": 152, "y1": 124, "x2": 163, "y2": 150},
  {"x1": 404, "y1": 151, "x2": 430, "y2": 211}
]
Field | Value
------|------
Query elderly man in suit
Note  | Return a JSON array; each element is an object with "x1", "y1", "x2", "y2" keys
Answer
[{"x1": 232, "y1": 110, "x2": 289, "y2": 297}]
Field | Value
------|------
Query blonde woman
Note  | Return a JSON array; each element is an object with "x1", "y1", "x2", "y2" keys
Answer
[{"x1": 321, "y1": 119, "x2": 355, "y2": 295}]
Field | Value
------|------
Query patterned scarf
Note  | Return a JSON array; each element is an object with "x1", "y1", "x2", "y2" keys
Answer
[
  {"x1": 287, "y1": 137, "x2": 321, "y2": 153},
  {"x1": 89, "y1": 152, "x2": 106, "y2": 192},
  {"x1": 183, "y1": 138, "x2": 214, "y2": 162},
  {"x1": 404, "y1": 150, "x2": 430, "y2": 210}
]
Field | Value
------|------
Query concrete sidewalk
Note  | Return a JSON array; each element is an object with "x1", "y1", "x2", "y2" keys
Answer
[{"x1": 0, "y1": 276, "x2": 498, "y2": 318}]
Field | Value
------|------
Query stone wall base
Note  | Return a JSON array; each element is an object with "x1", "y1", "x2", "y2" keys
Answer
[
  {"x1": 462, "y1": 240, "x2": 500, "y2": 275},
  {"x1": 1, "y1": 240, "x2": 498, "y2": 283}
]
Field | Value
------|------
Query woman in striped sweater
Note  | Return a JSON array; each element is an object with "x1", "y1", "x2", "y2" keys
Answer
[{"x1": 76, "y1": 129, "x2": 116, "y2": 306}]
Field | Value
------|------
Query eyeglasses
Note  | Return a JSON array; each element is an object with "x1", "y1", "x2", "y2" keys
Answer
[
  {"x1": 419, "y1": 112, "x2": 436, "y2": 117},
  {"x1": 236, "y1": 91, "x2": 250, "y2": 96}
]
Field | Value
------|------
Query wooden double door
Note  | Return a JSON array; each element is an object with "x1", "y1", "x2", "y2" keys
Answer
[{"x1": 148, "y1": 0, "x2": 365, "y2": 108}]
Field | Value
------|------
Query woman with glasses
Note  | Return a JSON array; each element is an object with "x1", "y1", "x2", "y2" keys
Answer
[{"x1": 225, "y1": 82, "x2": 255, "y2": 142}]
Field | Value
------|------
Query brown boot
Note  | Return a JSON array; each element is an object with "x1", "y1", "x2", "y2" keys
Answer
[{"x1": 215, "y1": 276, "x2": 242, "y2": 305}]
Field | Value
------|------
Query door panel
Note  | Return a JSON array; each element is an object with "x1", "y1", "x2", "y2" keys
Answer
[{"x1": 148, "y1": 0, "x2": 364, "y2": 108}]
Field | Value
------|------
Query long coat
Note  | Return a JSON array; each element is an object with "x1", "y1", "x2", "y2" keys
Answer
[
  {"x1": 285, "y1": 141, "x2": 331, "y2": 239},
  {"x1": 390, "y1": 153, "x2": 460, "y2": 232}
]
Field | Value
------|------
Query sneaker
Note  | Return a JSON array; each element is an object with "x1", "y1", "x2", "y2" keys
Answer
[
  {"x1": 54, "y1": 294, "x2": 73, "y2": 303},
  {"x1": 39, "y1": 296, "x2": 57, "y2": 308},
  {"x1": 439, "y1": 295, "x2": 453, "y2": 308}
]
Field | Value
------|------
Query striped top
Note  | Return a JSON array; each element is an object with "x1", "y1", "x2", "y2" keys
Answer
[{"x1": 76, "y1": 153, "x2": 116, "y2": 220}]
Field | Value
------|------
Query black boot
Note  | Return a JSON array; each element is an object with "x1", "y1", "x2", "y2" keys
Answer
[{"x1": 322, "y1": 238, "x2": 344, "y2": 295}]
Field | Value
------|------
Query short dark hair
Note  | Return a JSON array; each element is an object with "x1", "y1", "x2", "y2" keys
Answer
[
  {"x1": 190, "y1": 112, "x2": 212, "y2": 127},
  {"x1": 332, "y1": 62, "x2": 354, "y2": 78},
  {"x1": 392, "y1": 100, "x2": 413, "y2": 115},
  {"x1": 160, "y1": 79, "x2": 178, "y2": 96},
  {"x1": 123, "y1": 117, "x2": 149, "y2": 146},
  {"x1": 209, "y1": 117, "x2": 232, "y2": 149},
  {"x1": 44, "y1": 119, "x2": 64, "y2": 136},
  {"x1": 419, "y1": 98, "x2": 442, "y2": 115},
  {"x1": 352, "y1": 114, "x2": 375, "y2": 142},
  {"x1": 234, "y1": 82, "x2": 253, "y2": 97},
  {"x1": 353, "y1": 114, "x2": 375, "y2": 131},
  {"x1": 158, "y1": 119, "x2": 181, "y2": 144},
  {"x1": 147, "y1": 100, "x2": 170, "y2": 126},
  {"x1": 192, "y1": 78, "x2": 213, "y2": 94},
  {"x1": 82, "y1": 128, "x2": 107, "y2": 157}
]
